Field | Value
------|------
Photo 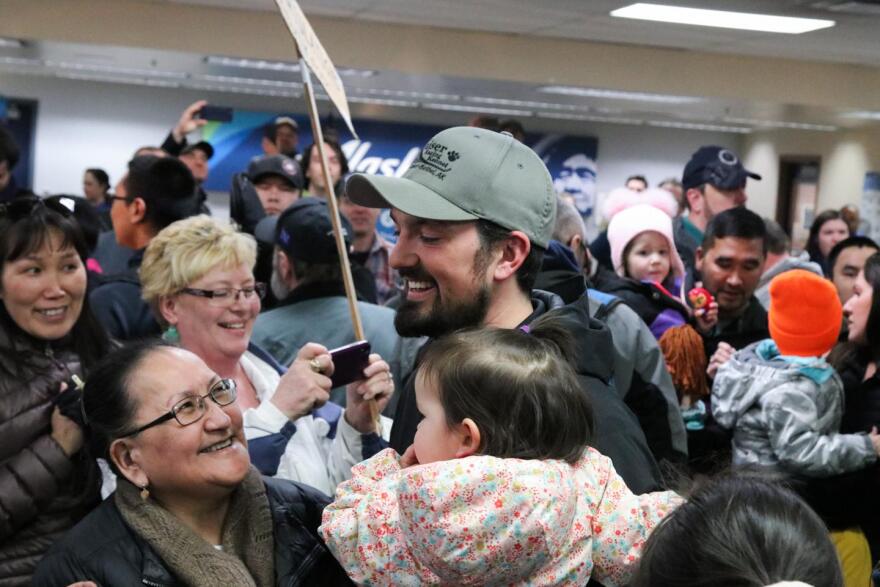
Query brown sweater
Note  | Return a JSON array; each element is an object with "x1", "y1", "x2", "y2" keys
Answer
[{"x1": 0, "y1": 327, "x2": 100, "y2": 586}]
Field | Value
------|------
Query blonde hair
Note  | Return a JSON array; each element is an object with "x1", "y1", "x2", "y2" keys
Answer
[{"x1": 140, "y1": 215, "x2": 257, "y2": 321}]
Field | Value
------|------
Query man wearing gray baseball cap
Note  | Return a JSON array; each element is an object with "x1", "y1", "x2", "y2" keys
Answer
[{"x1": 347, "y1": 126, "x2": 662, "y2": 493}]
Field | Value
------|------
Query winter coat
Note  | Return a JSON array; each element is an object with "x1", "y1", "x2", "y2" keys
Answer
[
  {"x1": 241, "y1": 345, "x2": 388, "y2": 496},
  {"x1": 0, "y1": 326, "x2": 101, "y2": 586},
  {"x1": 702, "y1": 296, "x2": 769, "y2": 360},
  {"x1": 591, "y1": 266, "x2": 689, "y2": 340},
  {"x1": 712, "y1": 340, "x2": 876, "y2": 477},
  {"x1": 387, "y1": 290, "x2": 664, "y2": 494},
  {"x1": 837, "y1": 348, "x2": 880, "y2": 434},
  {"x1": 321, "y1": 448, "x2": 682, "y2": 587},
  {"x1": 33, "y1": 476, "x2": 352, "y2": 586},
  {"x1": 536, "y1": 242, "x2": 687, "y2": 463}
]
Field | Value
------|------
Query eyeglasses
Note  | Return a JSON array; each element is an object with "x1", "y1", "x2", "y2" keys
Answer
[
  {"x1": 0, "y1": 196, "x2": 75, "y2": 221},
  {"x1": 107, "y1": 195, "x2": 131, "y2": 205},
  {"x1": 180, "y1": 284, "x2": 267, "y2": 307},
  {"x1": 120, "y1": 378, "x2": 237, "y2": 438}
]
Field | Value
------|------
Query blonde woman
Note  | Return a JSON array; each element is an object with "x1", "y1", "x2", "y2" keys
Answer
[{"x1": 139, "y1": 215, "x2": 393, "y2": 495}]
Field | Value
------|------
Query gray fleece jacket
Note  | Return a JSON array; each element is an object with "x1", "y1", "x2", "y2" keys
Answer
[{"x1": 712, "y1": 340, "x2": 876, "y2": 477}]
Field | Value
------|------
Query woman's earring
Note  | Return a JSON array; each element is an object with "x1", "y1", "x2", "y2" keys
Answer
[
  {"x1": 162, "y1": 325, "x2": 180, "y2": 343},
  {"x1": 140, "y1": 485, "x2": 150, "y2": 501}
]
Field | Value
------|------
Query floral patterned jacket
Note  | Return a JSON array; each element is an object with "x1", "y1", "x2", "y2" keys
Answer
[{"x1": 320, "y1": 447, "x2": 682, "y2": 586}]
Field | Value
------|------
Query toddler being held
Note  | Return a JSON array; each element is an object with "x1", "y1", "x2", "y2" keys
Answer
[{"x1": 320, "y1": 315, "x2": 681, "y2": 586}]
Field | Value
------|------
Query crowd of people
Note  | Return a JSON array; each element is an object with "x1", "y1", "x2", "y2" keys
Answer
[{"x1": 0, "y1": 103, "x2": 876, "y2": 586}]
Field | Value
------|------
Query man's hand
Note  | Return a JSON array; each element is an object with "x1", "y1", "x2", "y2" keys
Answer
[
  {"x1": 344, "y1": 354, "x2": 394, "y2": 434},
  {"x1": 171, "y1": 100, "x2": 209, "y2": 143},
  {"x1": 707, "y1": 341, "x2": 735, "y2": 379},
  {"x1": 694, "y1": 301, "x2": 719, "y2": 334},
  {"x1": 271, "y1": 343, "x2": 334, "y2": 421}
]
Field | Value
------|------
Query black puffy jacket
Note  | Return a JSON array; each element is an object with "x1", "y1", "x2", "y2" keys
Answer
[{"x1": 33, "y1": 477, "x2": 353, "y2": 586}]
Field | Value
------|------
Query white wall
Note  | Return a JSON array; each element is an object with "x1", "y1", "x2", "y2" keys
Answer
[{"x1": 1, "y1": 72, "x2": 742, "y2": 200}]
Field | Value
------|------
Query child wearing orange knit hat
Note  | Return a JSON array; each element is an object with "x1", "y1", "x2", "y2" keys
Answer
[{"x1": 712, "y1": 269, "x2": 880, "y2": 478}]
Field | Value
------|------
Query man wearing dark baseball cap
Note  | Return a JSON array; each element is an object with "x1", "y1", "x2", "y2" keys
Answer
[
  {"x1": 345, "y1": 126, "x2": 662, "y2": 493},
  {"x1": 674, "y1": 145, "x2": 761, "y2": 274},
  {"x1": 248, "y1": 154, "x2": 304, "y2": 216}
]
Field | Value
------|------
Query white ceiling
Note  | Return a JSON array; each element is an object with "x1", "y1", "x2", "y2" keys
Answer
[
  {"x1": 3, "y1": 1, "x2": 879, "y2": 133},
  {"x1": 162, "y1": 0, "x2": 880, "y2": 67}
]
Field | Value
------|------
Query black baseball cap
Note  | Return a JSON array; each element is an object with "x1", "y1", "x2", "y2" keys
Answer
[
  {"x1": 682, "y1": 146, "x2": 761, "y2": 191},
  {"x1": 257, "y1": 198, "x2": 352, "y2": 263},
  {"x1": 247, "y1": 155, "x2": 304, "y2": 190},
  {"x1": 180, "y1": 140, "x2": 214, "y2": 160}
]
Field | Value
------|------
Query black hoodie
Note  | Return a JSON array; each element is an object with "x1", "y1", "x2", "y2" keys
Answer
[{"x1": 389, "y1": 290, "x2": 663, "y2": 494}]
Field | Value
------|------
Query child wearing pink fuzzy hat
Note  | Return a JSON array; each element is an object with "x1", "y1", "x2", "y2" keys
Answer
[{"x1": 593, "y1": 188, "x2": 719, "y2": 407}]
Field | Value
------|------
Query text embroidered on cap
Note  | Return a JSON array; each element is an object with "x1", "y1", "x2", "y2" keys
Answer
[{"x1": 412, "y1": 140, "x2": 459, "y2": 180}]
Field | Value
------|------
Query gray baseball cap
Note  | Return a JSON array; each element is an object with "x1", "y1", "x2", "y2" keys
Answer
[{"x1": 345, "y1": 127, "x2": 556, "y2": 248}]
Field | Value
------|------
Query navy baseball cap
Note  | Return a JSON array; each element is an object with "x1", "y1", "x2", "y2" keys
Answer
[
  {"x1": 682, "y1": 146, "x2": 761, "y2": 191},
  {"x1": 257, "y1": 198, "x2": 352, "y2": 263}
]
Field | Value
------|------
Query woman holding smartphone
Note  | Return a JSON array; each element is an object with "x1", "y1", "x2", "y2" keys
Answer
[{"x1": 139, "y1": 214, "x2": 393, "y2": 495}]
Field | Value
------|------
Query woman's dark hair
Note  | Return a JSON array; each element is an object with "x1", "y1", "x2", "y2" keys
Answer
[
  {"x1": 0, "y1": 198, "x2": 111, "y2": 373},
  {"x1": 417, "y1": 314, "x2": 593, "y2": 464},
  {"x1": 302, "y1": 140, "x2": 350, "y2": 191},
  {"x1": 807, "y1": 209, "x2": 847, "y2": 271},
  {"x1": 82, "y1": 339, "x2": 174, "y2": 465},
  {"x1": 632, "y1": 474, "x2": 844, "y2": 587},
  {"x1": 860, "y1": 252, "x2": 880, "y2": 357},
  {"x1": 85, "y1": 168, "x2": 110, "y2": 191}
]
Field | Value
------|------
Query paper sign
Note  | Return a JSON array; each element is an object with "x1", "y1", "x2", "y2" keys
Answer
[{"x1": 274, "y1": 0, "x2": 357, "y2": 138}]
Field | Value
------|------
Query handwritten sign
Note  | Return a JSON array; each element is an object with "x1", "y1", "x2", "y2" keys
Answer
[{"x1": 274, "y1": 0, "x2": 357, "y2": 138}]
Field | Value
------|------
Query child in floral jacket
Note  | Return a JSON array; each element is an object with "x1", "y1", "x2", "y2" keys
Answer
[{"x1": 321, "y1": 315, "x2": 682, "y2": 586}]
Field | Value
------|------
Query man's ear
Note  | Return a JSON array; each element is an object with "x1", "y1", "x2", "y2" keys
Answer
[
  {"x1": 453, "y1": 418, "x2": 482, "y2": 458},
  {"x1": 492, "y1": 231, "x2": 531, "y2": 282},
  {"x1": 695, "y1": 246, "x2": 705, "y2": 273},
  {"x1": 109, "y1": 438, "x2": 149, "y2": 489},
  {"x1": 275, "y1": 248, "x2": 292, "y2": 281},
  {"x1": 129, "y1": 197, "x2": 148, "y2": 225},
  {"x1": 685, "y1": 188, "x2": 703, "y2": 215}
]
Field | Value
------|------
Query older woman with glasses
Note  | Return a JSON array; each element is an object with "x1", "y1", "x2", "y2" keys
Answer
[
  {"x1": 137, "y1": 215, "x2": 392, "y2": 495},
  {"x1": 0, "y1": 196, "x2": 111, "y2": 585},
  {"x1": 34, "y1": 339, "x2": 352, "y2": 586}
]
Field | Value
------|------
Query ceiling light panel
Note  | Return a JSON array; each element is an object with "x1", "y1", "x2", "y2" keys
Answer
[
  {"x1": 611, "y1": 3, "x2": 835, "y2": 34},
  {"x1": 538, "y1": 85, "x2": 702, "y2": 104}
]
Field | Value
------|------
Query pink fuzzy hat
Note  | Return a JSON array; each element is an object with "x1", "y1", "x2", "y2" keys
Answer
[{"x1": 607, "y1": 189, "x2": 685, "y2": 281}]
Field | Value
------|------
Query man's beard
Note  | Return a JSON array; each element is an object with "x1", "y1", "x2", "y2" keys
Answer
[{"x1": 394, "y1": 277, "x2": 492, "y2": 338}]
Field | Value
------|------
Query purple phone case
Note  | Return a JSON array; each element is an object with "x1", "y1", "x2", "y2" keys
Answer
[{"x1": 329, "y1": 340, "x2": 371, "y2": 388}]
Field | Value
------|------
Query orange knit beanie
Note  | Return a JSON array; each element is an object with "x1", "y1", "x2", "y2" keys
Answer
[{"x1": 769, "y1": 269, "x2": 842, "y2": 357}]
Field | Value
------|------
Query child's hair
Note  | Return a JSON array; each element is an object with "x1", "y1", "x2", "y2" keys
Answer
[
  {"x1": 417, "y1": 314, "x2": 593, "y2": 464},
  {"x1": 631, "y1": 474, "x2": 844, "y2": 587}
]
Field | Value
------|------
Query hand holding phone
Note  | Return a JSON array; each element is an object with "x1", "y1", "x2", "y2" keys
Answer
[
  {"x1": 196, "y1": 105, "x2": 234, "y2": 123},
  {"x1": 329, "y1": 341, "x2": 372, "y2": 388}
]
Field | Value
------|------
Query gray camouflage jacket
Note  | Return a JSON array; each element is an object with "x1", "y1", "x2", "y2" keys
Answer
[{"x1": 712, "y1": 340, "x2": 876, "y2": 477}]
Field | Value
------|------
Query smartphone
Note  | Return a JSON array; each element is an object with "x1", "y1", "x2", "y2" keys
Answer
[
  {"x1": 329, "y1": 340, "x2": 372, "y2": 388},
  {"x1": 196, "y1": 105, "x2": 234, "y2": 123}
]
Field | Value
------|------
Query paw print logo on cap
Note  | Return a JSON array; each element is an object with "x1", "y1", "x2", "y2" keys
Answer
[{"x1": 447, "y1": 150, "x2": 460, "y2": 162}]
